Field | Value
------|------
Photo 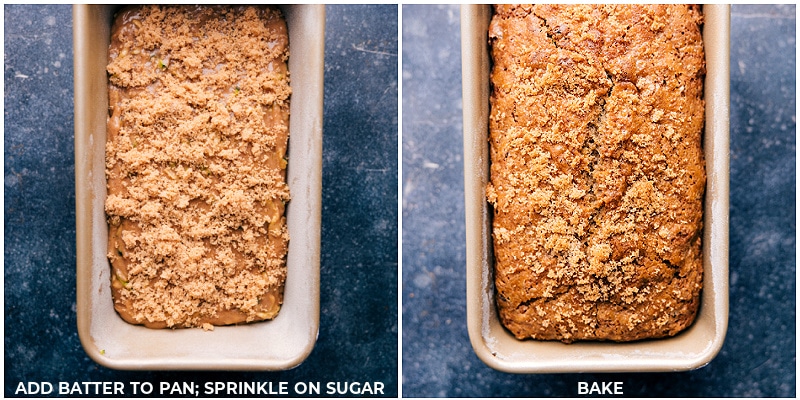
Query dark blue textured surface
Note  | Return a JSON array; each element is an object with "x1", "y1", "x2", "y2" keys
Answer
[
  {"x1": 401, "y1": 4, "x2": 795, "y2": 397},
  {"x1": 4, "y1": 3, "x2": 797, "y2": 398},
  {"x1": 4, "y1": 4, "x2": 397, "y2": 397}
]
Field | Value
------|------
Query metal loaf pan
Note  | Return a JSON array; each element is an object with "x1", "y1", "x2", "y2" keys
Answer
[
  {"x1": 462, "y1": 4, "x2": 729, "y2": 373},
  {"x1": 73, "y1": 4, "x2": 324, "y2": 370}
]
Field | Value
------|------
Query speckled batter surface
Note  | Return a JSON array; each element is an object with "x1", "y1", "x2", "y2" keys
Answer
[{"x1": 105, "y1": 5, "x2": 291, "y2": 329}]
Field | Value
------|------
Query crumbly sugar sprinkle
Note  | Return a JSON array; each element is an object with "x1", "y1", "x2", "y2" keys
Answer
[{"x1": 105, "y1": 5, "x2": 291, "y2": 328}]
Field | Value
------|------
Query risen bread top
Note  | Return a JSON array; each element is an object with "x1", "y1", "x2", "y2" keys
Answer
[{"x1": 487, "y1": 4, "x2": 705, "y2": 342}]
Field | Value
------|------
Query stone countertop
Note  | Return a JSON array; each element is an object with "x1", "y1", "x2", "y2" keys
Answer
[
  {"x1": 4, "y1": 4, "x2": 397, "y2": 397},
  {"x1": 402, "y1": 4, "x2": 795, "y2": 397}
]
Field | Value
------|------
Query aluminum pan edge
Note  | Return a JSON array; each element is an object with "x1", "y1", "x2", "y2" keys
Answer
[{"x1": 74, "y1": 4, "x2": 324, "y2": 371}]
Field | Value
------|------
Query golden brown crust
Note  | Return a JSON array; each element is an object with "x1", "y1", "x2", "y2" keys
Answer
[
  {"x1": 105, "y1": 5, "x2": 290, "y2": 329},
  {"x1": 487, "y1": 4, "x2": 705, "y2": 342}
]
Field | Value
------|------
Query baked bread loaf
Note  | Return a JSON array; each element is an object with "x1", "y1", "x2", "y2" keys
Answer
[
  {"x1": 487, "y1": 4, "x2": 705, "y2": 342},
  {"x1": 105, "y1": 5, "x2": 291, "y2": 329}
]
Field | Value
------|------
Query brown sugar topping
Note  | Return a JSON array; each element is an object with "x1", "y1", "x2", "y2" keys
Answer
[
  {"x1": 105, "y1": 5, "x2": 290, "y2": 328},
  {"x1": 488, "y1": 4, "x2": 705, "y2": 342}
]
